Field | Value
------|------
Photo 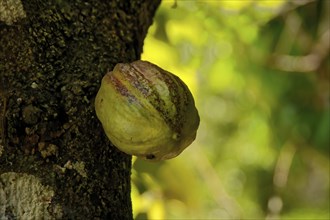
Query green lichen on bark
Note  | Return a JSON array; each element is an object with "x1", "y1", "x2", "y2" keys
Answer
[
  {"x1": 0, "y1": 0, "x2": 161, "y2": 219},
  {"x1": 0, "y1": 0, "x2": 26, "y2": 25}
]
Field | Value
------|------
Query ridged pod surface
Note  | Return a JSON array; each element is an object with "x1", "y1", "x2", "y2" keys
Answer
[{"x1": 95, "y1": 60, "x2": 199, "y2": 160}]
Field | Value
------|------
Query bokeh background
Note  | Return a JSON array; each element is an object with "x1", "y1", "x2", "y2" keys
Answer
[{"x1": 131, "y1": 0, "x2": 329, "y2": 219}]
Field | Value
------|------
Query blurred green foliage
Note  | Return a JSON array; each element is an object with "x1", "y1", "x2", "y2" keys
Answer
[{"x1": 132, "y1": 0, "x2": 329, "y2": 219}]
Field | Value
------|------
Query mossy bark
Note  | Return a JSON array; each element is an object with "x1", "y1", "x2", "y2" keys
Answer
[{"x1": 0, "y1": 0, "x2": 160, "y2": 219}]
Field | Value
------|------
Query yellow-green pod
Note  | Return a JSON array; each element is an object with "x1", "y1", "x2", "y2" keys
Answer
[{"x1": 95, "y1": 60, "x2": 199, "y2": 160}]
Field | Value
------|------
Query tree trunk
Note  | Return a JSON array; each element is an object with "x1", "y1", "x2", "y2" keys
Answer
[{"x1": 0, "y1": 0, "x2": 160, "y2": 219}]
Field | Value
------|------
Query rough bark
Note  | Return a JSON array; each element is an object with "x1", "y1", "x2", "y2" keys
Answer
[{"x1": 0, "y1": 0, "x2": 160, "y2": 219}]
